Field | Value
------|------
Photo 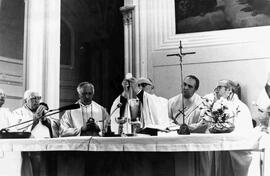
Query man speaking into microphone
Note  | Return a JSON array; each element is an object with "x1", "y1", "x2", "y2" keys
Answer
[{"x1": 13, "y1": 90, "x2": 53, "y2": 138}]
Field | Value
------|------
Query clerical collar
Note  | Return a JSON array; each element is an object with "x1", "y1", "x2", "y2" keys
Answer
[{"x1": 79, "y1": 101, "x2": 92, "y2": 107}]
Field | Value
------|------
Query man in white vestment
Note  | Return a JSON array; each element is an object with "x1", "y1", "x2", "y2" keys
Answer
[
  {"x1": 0, "y1": 89, "x2": 13, "y2": 129},
  {"x1": 127, "y1": 77, "x2": 170, "y2": 134},
  {"x1": 13, "y1": 90, "x2": 53, "y2": 138},
  {"x1": 168, "y1": 75, "x2": 210, "y2": 176},
  {"x1": 168, "y1": 75, "x2": 208, "y2": 132},
  {"x1": 0, "y1": 89, "x2": 21, "y2": 176},
  {"x1": 110, "y1": 78, "x2": 133, "y2": 134},
  {"x1": 60, "y1": 82, "x2": 109, "y2": 137},
  {"x1": 204, "y1": 79, "x2": 253, "y2": 176},
  {"x1": 13, "y1": 90, "x2": 55, "y2": 176}
]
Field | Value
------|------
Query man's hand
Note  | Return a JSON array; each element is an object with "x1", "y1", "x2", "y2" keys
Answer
[
  {"x1": 81, "y1": 124, "x2": 89, "y2": 133},
  {"x1": 121, "y1": 79, "x2": 130, "y2": 98},
  {"x1": 34, "y1": 104, "x2": 47, "y2": 119},
  {"x1": 129, "y1": 77, "x2": 141, "y2": 94}
]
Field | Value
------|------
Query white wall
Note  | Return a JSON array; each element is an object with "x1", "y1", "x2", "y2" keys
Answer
[{"x1": 126, "y1": 0, "x2": 270, "y2": 117}]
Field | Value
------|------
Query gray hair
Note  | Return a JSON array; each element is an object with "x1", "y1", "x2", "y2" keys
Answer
[{"x1": 77, "y1": 82, "x2": 95, "y2": 94}]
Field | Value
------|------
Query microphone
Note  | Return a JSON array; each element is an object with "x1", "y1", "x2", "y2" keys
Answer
[
  {"x1": 58, "y1": 104, "x2": 80, "y2": 111},
  {"x1": 167, "y1": 54, "x2": 180, "y2": 57},
  {"x1": 48, "y1": 104, "x2": 80, "y2": 112}
]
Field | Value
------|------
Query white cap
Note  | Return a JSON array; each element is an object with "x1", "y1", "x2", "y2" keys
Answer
[{"x1": 24, "y1": 90, "x2": 41, "y2": 100}]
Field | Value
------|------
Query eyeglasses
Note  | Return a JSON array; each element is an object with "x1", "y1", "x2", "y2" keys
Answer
[
  {"x1": 29, "y1": 96, "x2": 41, "y2": 101},
  {"x1": 138, "y1": 83, "x2": 151, "y2": 88}
]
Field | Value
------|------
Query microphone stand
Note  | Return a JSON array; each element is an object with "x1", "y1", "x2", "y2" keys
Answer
[
  {"x1": 167, "y1": 40, "x2": 196, "y2": 135},
  {"x1": 2, "y1": 109, "x2": 63, "y2": 132},
  {"x1": 104, "y1": 103, "x2": 122, "y2": 137}
]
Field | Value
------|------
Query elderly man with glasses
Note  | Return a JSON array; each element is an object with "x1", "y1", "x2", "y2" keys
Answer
[
  {"x1": 202, "y1": 79, "x2": 253, "y2": 176},
  {"x1": 126, "y1": 77, "x2": 171, "y2": 135},
  {"x1": 13, "y1": 90, "x2": 52, "y2": 138}
]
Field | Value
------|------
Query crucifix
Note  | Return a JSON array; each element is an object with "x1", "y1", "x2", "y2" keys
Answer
[{"x1": 167, "y1": 41, "x2": 196, "y2": 135}]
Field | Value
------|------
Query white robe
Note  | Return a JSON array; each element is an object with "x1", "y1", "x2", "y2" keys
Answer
[
  {"x1": 0, "y1": 107, "x2": 12, "y2": 129},
  {"x1": 168, "y1": 93, "x2": 204, "y2": 131},
  {"x1": 140, "y1": 91, "x2": 170, "y2": 130},
  {"x1": 13, "y1": 106, "x2": 51, "y2": 138},
  {"x1": 203, "y1": 93, "x2": 253, "y2": 176},
  {"x1": 0, "y1": 107, "x2": 21, "y2": 176},
  {"x1": 60, "y1": 101, "x2": 109, "y2": 137},
  {"x1": 110, "y1": 96, "x2": 133, "y2": 134}
]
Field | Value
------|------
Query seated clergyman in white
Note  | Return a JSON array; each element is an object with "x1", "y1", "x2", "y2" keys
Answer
[
  {"x1": 203, "y1": 79, "x2": 253, "y2": 176},
  {"x1": 0, "y1": 89, "x2": 21, "y2": 176},
  {"x1": 13, "y1": 90, "x2": 53, "y2": 138},
  {"x1": 60, "y1": 82, "x2": 109, "y2": 137},
  {"x1": 202, "y1": 79, "x2": 253, "y2": 134},
  {"x1": 127, "y1": 77, "x2": 171, "y2": 131},
  {"x1": 0, "y1": 89, "x2": 13, "y2": 130},
  {"x1": 168, "y1": 75, "x2": 208, "y2": 133},
  {"x1": 110, "y1": 78, "x2": 133, "y2": 135}
]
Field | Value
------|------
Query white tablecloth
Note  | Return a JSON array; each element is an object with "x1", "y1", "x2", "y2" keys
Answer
[
  {"x1": 0, "y1": 132, "x2": 268, "y2": 176},
  {"x1": 0, "y1": 132, "x2": 266, "y2": 152}
]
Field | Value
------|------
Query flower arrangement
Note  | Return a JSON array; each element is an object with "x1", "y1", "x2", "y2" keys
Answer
[{"x1": 201, "y1": 96, "x2": 239, "y2": 133}]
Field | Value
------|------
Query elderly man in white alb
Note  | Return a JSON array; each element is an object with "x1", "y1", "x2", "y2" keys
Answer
[
  {"x1": 168, "y1": 75, "x2": 208, "y2": 132},
  {"x1": 13, "y1": 90, "x2": 53, "y2": 138},
  {"x1": 60, "y1": 82, "x2": 109, "y2": 137},
  {"x1": 12, "y1": 90, "x2": 54, "y2": 176},
  {"x1": 203, "y1": 79, "x2": 253, "y2": 176}
]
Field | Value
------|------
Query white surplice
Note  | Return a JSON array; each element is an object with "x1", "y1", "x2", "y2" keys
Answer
[
  {"x1": 0, "y1": 107, "x2": 22, "y2": 176},
  {"x1": 13, "y1": 106, "x2": 51, "y2": 138},
  {"x1": 168, "y1": 93, "x2": 203, "y2": 131},
  {"x1": 140, "y1": 91, "x2": 170, "y2": 130},
  {"x1": 0, "y1": 107, "x2": 12, "y2": 129},
  {"x1": 203, "y1": 93, "x2": 253, "y2": 176},
  {"x1": 60, "y1": 101, "x2": 109, "y2": 137},
  {"x1": 110, "y1": 95, "x2": 133, "y2": 134}
]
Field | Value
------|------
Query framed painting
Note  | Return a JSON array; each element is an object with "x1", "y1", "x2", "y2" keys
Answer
[{"x1": 175, "y1": 0, "x2": 270, "y2": 34}]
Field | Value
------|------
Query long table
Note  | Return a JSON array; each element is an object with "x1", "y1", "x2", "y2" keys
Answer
[
  {"x1": 0, "y1": 132, "x2": 265, "y2": 152},
  {"x1": 0, "y1": 132, "x2": 268, "y2": 176}
]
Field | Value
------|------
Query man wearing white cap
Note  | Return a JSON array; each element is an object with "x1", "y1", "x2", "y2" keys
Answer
[
  {"x1": 128, "y1": 77, "x2": 171, "y2": 133},
  {"x1": 203, "y1": 79, "x2": 253, "y2": 176},
  {"x1": 13, "y1": 90, "x2": 52, "y2": 138}
]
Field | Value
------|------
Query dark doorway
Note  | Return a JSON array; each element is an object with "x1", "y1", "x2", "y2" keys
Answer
[{"x1": 60, "y1": 0, "x2": 124, "y2": 110}]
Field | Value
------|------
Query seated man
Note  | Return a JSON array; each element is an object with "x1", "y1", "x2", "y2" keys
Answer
[
  {"x1": 60, "y1": 82, "x2": 109, "y2": 137},
  {"x1": 168, "y1": 75, "x2": 208, "y2": 133},
  {"x1": 203, "y1": 79, "x2": 253, "y2": 176},
  {"x1": 110, "y1": 78, "x2": 133, "y2": 135},
  {"x1": 0, "y1": 89, "x2": 13, "y2": 129},
  {"x1": 128, "y1": 77, "x2": 171, "y2": 134},
  {"x1": 13, "y1": 90, "x2": 53, "y2": 138},
  {"x1": 0, "y1": 89, "x2": 21, "y2": 176},
  {"x1": 203, "y1": 79, "x2": 253, "y2": 133},
  {"x1": 12, "y1": 90, "x2": 54, "y2": 176}
]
